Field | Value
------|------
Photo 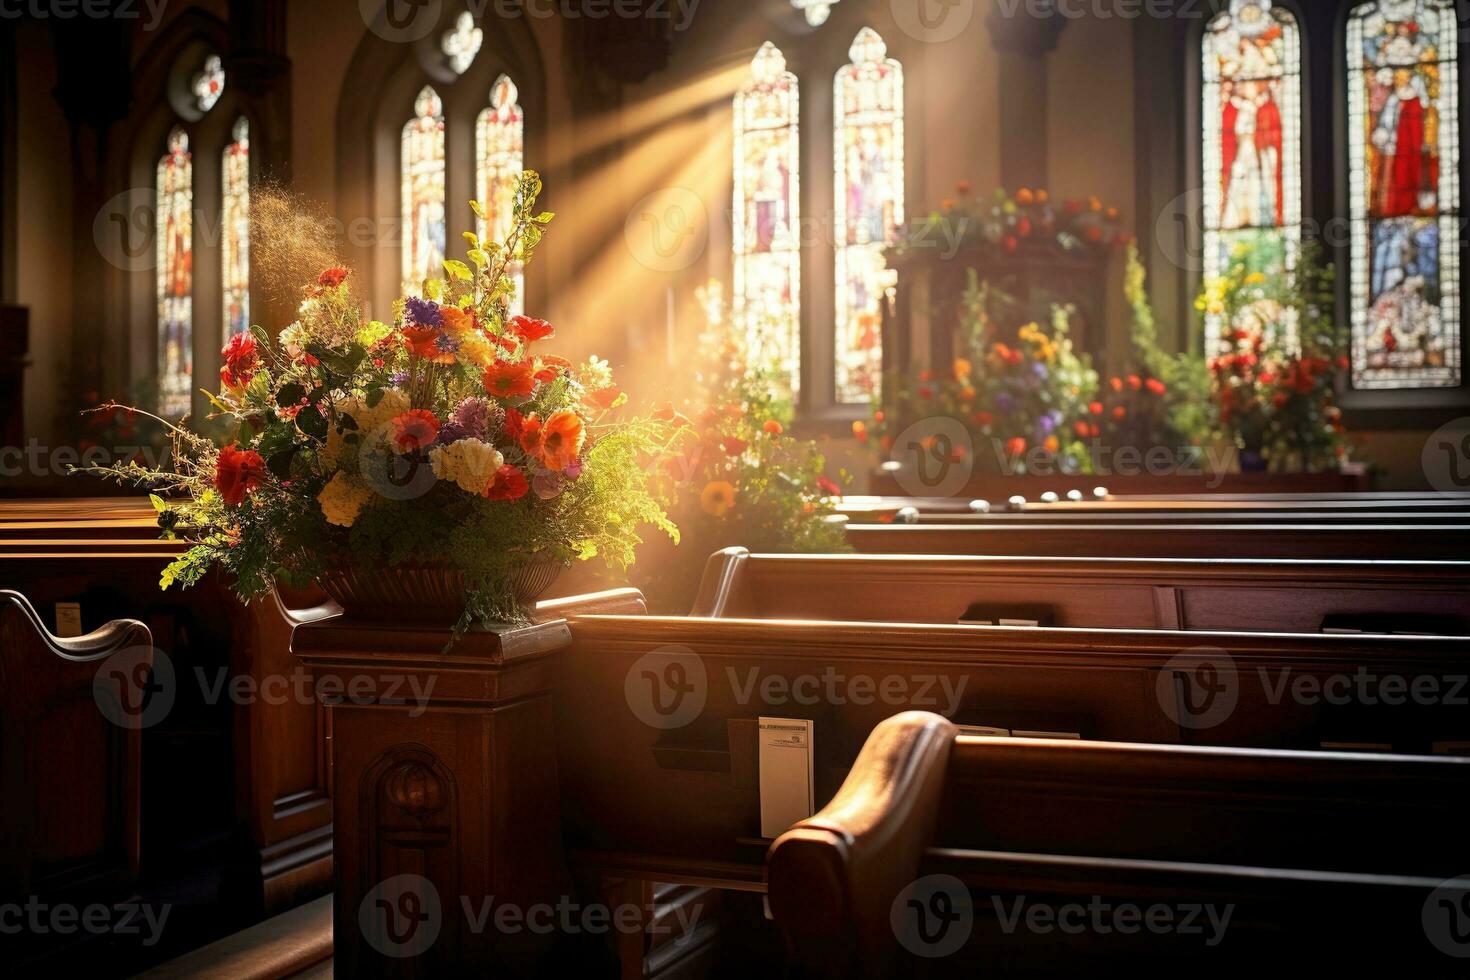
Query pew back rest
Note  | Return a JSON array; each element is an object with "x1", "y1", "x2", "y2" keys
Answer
[
  {"x1": 0, "y1": 590, "x2": 151, "y2": 901},
  {"x1": 845, "y1": 522, "x2": 1470, "y2": 560},
  {"x1": 693, "y1": 548, "x2": 1470, "y2": 632},
  {"x1": 940, "y1": 736, "x2": 1470, "y2": 876}
]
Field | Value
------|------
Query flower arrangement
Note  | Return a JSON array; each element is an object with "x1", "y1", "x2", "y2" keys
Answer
[
  {"x1": 1198, "y1": 242, "x2": 1353, "y2": 471},
  {"x1": 632, "y1": 283, "x2": 848, "y2": 610},
  {"x1": 79, "y1": 172, "x2": 679, "y2": 634},
  {"x1": 861, "y1": 274, "x2": 1100, "y2": 475},
  {"x1": 891, "y1": 184, "x2": 1128, "y2": 261}
]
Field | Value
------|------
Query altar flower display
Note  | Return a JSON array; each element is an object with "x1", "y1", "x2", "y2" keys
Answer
[
  {"x1": 79, "y1": 172, "x2": 680, "y2": 634},
  {"x1": 1198, "y1": 240, "x2": 1354, "y2": 471},
  {"x1": 890, "y1": 184, "x2": 1127, "y2": 262}
]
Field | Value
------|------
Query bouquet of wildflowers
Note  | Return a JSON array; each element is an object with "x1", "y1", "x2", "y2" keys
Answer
[{"x1": 80, "y1": 172, "x2": 679, "y2": 631}]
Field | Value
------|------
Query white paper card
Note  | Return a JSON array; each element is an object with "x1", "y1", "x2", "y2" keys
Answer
[
  {"x1": 55, "y1": 603, "x2": 82, "y2": 638},
  {"x1": 759, "y1": 717, "x2": 814, "y2": 839}
]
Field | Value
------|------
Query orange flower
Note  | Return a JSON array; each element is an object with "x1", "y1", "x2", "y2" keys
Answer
[
  {"x1": 952, "y1": 357, "x2": 972, "y2": 380},
  {"x1": 483, "y1": 360, "x2": 536, "y2": 399},
  {"x1": 402, "y1": 327, "x2": 457, "y2": 364},
  {"x1": 318, "y1": 266, "x2": 349, "y2": 288},
  {"x1": 587, "y1": 387, "x2": 624, "y2": 411},
  {"x1": 1016, "y1": 188, "x2": 1035, "y2": 206},
  {"x1": 852, "y1": 420, "x2": 869, "y2": 443},
  {"x1": 763, "y1": 419, "x2": 784, "y2": 435},
  {"x1": 701, "y1": 480, "x2": 737, "y2": 517},
  {"x1": 721, "y1": 436, "x2": 748, "y2": 457},
  {"x1": 508, "y1": 315, "x2": 555, "y2": 343},
  {"x1": 522, "y1": 411, "x2": 583, "y2": 471},
  {"x1": 390, "y1": 410, "x2": 440, "y2": 452},
  {"x1": 1005, "y1": 437, "x2": 1027, "y2": 457}
]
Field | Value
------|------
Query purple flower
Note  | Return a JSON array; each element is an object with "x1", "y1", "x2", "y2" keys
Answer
[
  {"x1": 563, "y1": 460, "x2": 583, "y2": 480},
  {"x1": 995, "y1": 392, "x2": 1016, "y2": 413},
  {"x1": 1037, "y1": 415, "x2": 1056, "y2": 435},
  {"x1": 1032, "y1": 362, "x2": 1049, "y2": 380},
  {"x1": 390, "y1": 371, "x2": 410, "y2": 388},
  {"x1": 404, "y1": 297, "x2": 443, "y2": 328},
  {"x1": 532, "y1": 470, "x2": 565, "y2": 500},
  {"x1": 439, "y1": 397, "x2": 490, "y2": 444}
]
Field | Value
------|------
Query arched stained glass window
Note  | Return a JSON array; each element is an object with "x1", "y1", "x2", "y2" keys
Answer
[
  {"x1": 157, "y1": 127, "x2": 194, "y2": 417},
  {"x1": 1201, "y1": 0, "x2": 1303, "y2": 346},
  {"x1": 222, "y1": 117, "x2": 250, "y2": 340},
  {"x1": 834, "y1": 27, "x2": 903, "y2": 404},
  {"x1": 1347, "y1": 0, "x2": 1461, "y2": 389},
  {"x1": 477, "y1": 74, "x2": 525, "y2": 315},
  {"x1": 733, "y1": 42, "x2": 801, "y2": 396},
  {"x1": 402, "y1": 86, "x2": 447, "y2": 297}
]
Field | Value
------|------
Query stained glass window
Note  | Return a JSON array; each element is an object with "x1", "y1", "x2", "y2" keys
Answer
[
  {"x1": 192, "y1": 54, "x2": 225, "y2": 114},
  {"x1": 1347, "y1": 0, "x2": 1461, "y2": 389},
  {"x1": 477, "y1": 74, "x2": 525, "y2": 315},
  {"x1": 733, "y1": 42, "x2": 801, "y2": 396},
  {"x1": 442, "y1": 11, "x2": 483, "y2": 76},
  {"x1": 1202, "y1": 0, "x2": 1303, "y2": 350},
  {"x1": 401, "y1": 86, "x2": 446, "y2": 297},
  {"x1": 834, "y1": 27, "x2": 903, "y2": 404},
  {"x1": 792, "y1": 0, "x2": 838, "y2": 26},
  {"x1": 222, "y1": 118, "x2": 250, "y2": 340},
  {"x1": 157, "y1": 127, "x2": 193, "y2": 417}
]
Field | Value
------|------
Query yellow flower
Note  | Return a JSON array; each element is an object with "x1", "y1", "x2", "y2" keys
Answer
[
  {"x1": 1244, "y1": 272, "x2": 1266, "y2": 285},
  {"x1": 317, "y1": 472, "x2": 373, "y2": 527},
  {"x1": 700, "y1": 480, "x2": 737, "y2": 518},
  {"x1": 952, "y1": 357, "x2": 972, "y2": 381}
]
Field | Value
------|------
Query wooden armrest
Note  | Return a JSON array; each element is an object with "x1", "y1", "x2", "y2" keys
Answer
[
  {"x1": 535, "y1": 587, "x2": 648, "y2": 620},
  {"x1": 768, "y1": 711, "x2": 956, "y2": 978},
  {"x1": 0, "y1": 588, "x2": 150, "y2": 661}
]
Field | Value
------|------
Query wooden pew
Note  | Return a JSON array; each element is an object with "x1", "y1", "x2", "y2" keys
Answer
[
  {"x1": 844, "y1": 520, "x2": 1470, "y2": 559},
  {"x1": 0, "y1": 590, "x2": 152, "y2": 966},
  {"x1": 553, "y1": 613, "x2": 1470, "y2": 895},
  {"x1": 692, "y1": 548, "x2": 1470, "y2": 634},
  {"x1": 768, "y1": 712, "x2": 1470, "y2": 976},
  {"x1": 0, "y1": 498, "x2": 337, "y2": 914}
]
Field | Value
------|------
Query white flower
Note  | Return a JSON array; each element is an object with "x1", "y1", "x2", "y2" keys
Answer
[{"x1": 429, "y1": 438, "x2": 504, "y2": 495}]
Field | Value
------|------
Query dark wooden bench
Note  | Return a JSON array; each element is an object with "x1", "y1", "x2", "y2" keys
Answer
[
  {"x1": 691, "y1": 547, "x2": 1470, "y2": 634},
  {"x1": 768, "y1": 712, "x2": 1470, "y2": 977}
]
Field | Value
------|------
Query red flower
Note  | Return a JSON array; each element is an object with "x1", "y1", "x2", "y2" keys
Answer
[
  {"x1": 721, "y1": 436, "x2": 748, "y2": 457},
  {"x1": 652, "y1": 403, "x2": 676, "y2": 422},
  {"x1": 1005, "y1": 437, "x2": 1027, "y2": 457},
  {"x1": 973, "y1": 411, "x2": 994, "y2": 427},
  {"x1": 508, "y1": 315, "x2": 555, "y2": 343},
  {"x1": 1113, "y1": 406, "x2": 1127, "y2": 420},
  {"x1": 484, "y1": 464, "x2": 529, "y2": 501},
  {"x1": 817, "y1": 476, "x2": 841, "y2": 497},
  {"x1": 1088, "y1": 401, "x2": 1103, "y2": 416},
  {"x1": 1074, "y1": 421, "x2": 1092, "y2": 438},
  {"x1": 1145, "y1": 378, "x2": 1166, "y2": 396},
  {"x1": 587, "y1": 387, "x2": 623, "y2": 411},
  {"x1": 318, "y1": 266, "x2": 350, "y2": 288},
  {"x1": 214, "y1": 444, "x2": 267, "y2": 506},
  {"x1": 390, "y1": 410, "x2": 440, "y2": 452},
  {"x1": 220, "y1": 333, "x2": 260, "y2": 390},
  {"x1": 501, "y1": 407, "x2": 525, "y2": 442},
  {"x1": 483, "y1": 360, "x2": 537, "y2": 399},
  {"x1": 1126, "y1": 374, "x2": 1142, "y2": 390},
  {"x1": 763, "y1": 419, "x2": 784, "y2": 435},
  {"x1": 1109, "y1": 377, "x2": 1124, "y2": 392}
]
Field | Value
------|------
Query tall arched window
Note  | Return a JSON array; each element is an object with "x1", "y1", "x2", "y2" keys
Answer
[
  {"x1": 157, "y1": 127, "x2": 194, "y2": 418},
  {"x1": 402, "y1": 86, "x2": 447, "y2": 297},
  {"x1": 1347, "y1": 0, "x2": 1461, "y2": 389},
  {"x1": 477, "y1": 74, "x2": 525, "y2": 314},
  {"x1": 834, "y1": 27, "x2": 904, "y2": 404},
  {"x1": 1201, "y1": 0, "x2": 1303, "y2": 334},
  {"x1": 222, "y1": 117, "x2": 250, "y2": 340},
  {"x1": 733, "y1": 41, "x2": 801, "y2": 395}
]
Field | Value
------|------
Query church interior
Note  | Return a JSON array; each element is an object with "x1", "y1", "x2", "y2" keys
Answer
[{"x1": 3, "y1": 0, "x2": 1470, "y2": 975}]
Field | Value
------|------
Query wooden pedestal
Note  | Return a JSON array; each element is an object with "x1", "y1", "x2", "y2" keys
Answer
[{"x1": 291, "y1": 616, "x2": 575, "y2": 977}]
